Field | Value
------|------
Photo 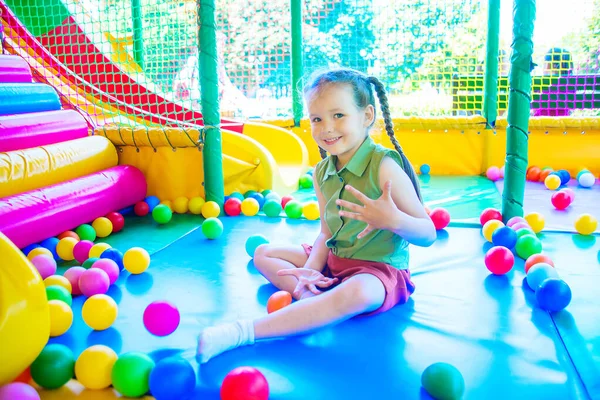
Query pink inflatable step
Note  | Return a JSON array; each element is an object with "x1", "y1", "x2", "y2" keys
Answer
[
  {"x1": 0, "y1": 165, "x2": 147, "y2": 248},
  {"x1": 0, "y1": 55, "x2": 32, "y2": 83},
  {"x1": 0, "y1": 110, "x2": 89, "y2": 152}
]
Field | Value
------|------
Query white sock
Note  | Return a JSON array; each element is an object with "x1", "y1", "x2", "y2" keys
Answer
[{"x1": 197, "y1": 319, "x2": 255, "y2": 363}]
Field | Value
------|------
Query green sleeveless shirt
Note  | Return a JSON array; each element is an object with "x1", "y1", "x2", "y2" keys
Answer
[{"x1": 314, "y1": 136, "x2": 410, "y2": 270}]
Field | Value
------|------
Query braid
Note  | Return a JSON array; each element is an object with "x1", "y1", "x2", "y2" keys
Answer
[
  {"x1": 318, "y1": 146, "x2": 327, "y2": 159},
  {"x1": 368, "y1": 76, "x2": 423, "y2": 202}
]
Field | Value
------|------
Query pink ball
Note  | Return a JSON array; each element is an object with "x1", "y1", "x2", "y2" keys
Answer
[
  {"x1": 511, "y1": 222, "x2": 531, "y2": 231},
  {"x1": 64, "y1": 266, "x2": 86, "y2": 295},
  {"x1": 78, "y1": 268, "x2": 110, "y2": 297},
  {"x1": 485, "y1": 246, "x2": 514, "y2": 275},
  {"x1": 31, "y1": 255, "x2": 57, "y2": 279},
  {"x1": 551, "y1": 191, "x2": 572, "y2": 210},
  {"x1": 0, "y1": 383, "x2": 40, "y2": 400},
  {"x1": 143, "y1": 301, "x2": 181, "y2": 336},
  {"x1": 560, "y1": 188, "x2": 575, "y2": 201},
  {"x1": 73, "y1": 240, "x2": 95, "y2": 264},
  {"x1": 486, "y1": 166, "x2": 501, "y2": 181},
  {"x1": 91, "y1": 258, "x2": 120, "y2": 285},
  {"x1": 506, "y1": 216, "x2": 526, "y2": 228},
  {"x1": 429, "y1": 208, "x2": 451, "y2": 230}
]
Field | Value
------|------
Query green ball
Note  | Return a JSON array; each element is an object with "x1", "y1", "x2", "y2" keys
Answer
[
  {"x1": 245, "y1": 234, "x2": 270, "y2": 257},
  {"x1": 152, "y1": 204, "x2": 173, "y2": 224},
  {"x1": 261, "y1": 189, "x2": 273, "y2": 197},
  {"x1": 30, "y1": 344, "x2": 75, "y2": 389},
  {"x1": 284, "y1": 200, "x2": 303, "y2": 219},
  {"x1": 202, "y1": 217, "x2": 223, "y2": 239},
  {"x1": 299, "y1": 174, "x2": 313, "y2": 189},
  {"x1": 516, "y1": 227, "x2": 535, "y2": 238},
  {"x1": 263, "y1": 199, "x2": 283, "y2": 217},
  {"x1": 76, "y1": 224, "x2": 96, "y2": 241},
  {"x1": 229, "y1": 191, "x2": 244, "y2": 201},
  {"x1": 82, "y1": 257, "x2": 100, "y2": 269},
  {"x1": 46, "y1": 285, "x2": 72, "y2": 306},
  {"x1": 421, "y1": 362, "x2": 465, "y2": 400},
  {"x1": 111, "y1": 352, "x2": 155, "y2": 398},
  {"x1": 515, "y1": 234, "x2": 543, "y2": 259},
  {"x1": 244, "y1": 190, "x2": 257, "y2": 198}
]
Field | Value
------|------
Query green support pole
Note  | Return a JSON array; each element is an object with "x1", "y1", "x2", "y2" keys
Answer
[
  {"x1": 502, "y1": 0, "x2": 536, "y2": 221},
  {"x1": 291, "y1": 0, "x2": 304, "y2": 126},
  {"x1": 131, "y1": 0, "x2": 144, "y2": 69},
  {"x1": 198, "y1": 0, "x2": 224, "y2": 210},
  {"x1": 482, "y1": 0, "x2": 500, "y2": 126}
]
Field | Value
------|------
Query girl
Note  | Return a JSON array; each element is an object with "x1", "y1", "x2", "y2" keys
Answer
[{"x1": 197, "y1": 68, "x2": 436, "y2": 363}]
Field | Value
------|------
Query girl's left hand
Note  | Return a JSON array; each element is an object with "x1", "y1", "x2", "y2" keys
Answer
[{"x1": 337, "y1": 180, "x2": 398, "y2": 239}]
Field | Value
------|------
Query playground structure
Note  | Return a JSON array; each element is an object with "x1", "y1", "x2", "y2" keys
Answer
[{"x1": 0, "y1": 0, "x2": 599, "y2": 399}]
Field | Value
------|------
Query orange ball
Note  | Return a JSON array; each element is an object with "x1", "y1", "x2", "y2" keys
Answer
[
  {"x1": 58, "y1": 231, "x2": 80, "y2": 241},
  {"x1": 526, "y1": 166, "x2": 541, "y2": 181},
  {"x1": 12, "y1": 366, "x2": 31, "y2": 384},
  {"x1": 538, "y1": 169, "x2": 553, "y2": 182},
  {"x1": 525, "y1": 253, "x2": 554, "y2": 274},
  {"x1": 267, "y1": 290, "x2": 293, "y2": 314}
]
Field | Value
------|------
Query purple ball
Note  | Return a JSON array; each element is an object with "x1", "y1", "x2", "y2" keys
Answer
[
  {"x1": 0, "y1": 383, "x2": 40, "y2": 400},
  {"x1": 91, "y1": 258, "x2": 120, "y2": 285},
  {"x1": 73, "y1": 240, "x2": 95, "y2": 264},
  {"x1": 78, "y1": 268, "x2": 110, "y2": 297},
  {"x1": 143, "y1": 301, "x2": 180, "y2": 336},
  {"x1": 31, "y1": 255, "x2": 57, "y2": 279}
]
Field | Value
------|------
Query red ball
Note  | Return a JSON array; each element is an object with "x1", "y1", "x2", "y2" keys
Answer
[
  {"x1": 551, "y1": 191, "x2": 571, "y2": 210},
  {"x1": 485, "y1": 246, "x2": 514, "y2": 275},
  {"x1": 281, "y1": 195, "x2": 294, "y2": 209},
  {"x1": 224, "y1": 197, "x2": 242, "y2": 216},
  {"x1": 220, "y1": 366, "x2": 269, "y2": 400},
  {"x1": 480, "y1": 208, "x2": 502, "y2": 226},
  {"x1": 429, "y1": 208, "x2": 450, "y2": 230},
  {"x1": 105, "y1": 211, "x2": 125, "y2": 232},
  {"x1": 134, "y1": 201, "x2": 150, "y2": 216}
]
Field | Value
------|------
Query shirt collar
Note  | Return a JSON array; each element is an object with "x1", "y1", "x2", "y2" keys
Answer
[{"x1": 322, "y1": 136, "x2": 375, "y2": 182}]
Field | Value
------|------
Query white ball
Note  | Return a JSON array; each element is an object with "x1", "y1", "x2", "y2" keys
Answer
[{"x1": 578, "y1": 172, "x2": 596, "y2": 188}]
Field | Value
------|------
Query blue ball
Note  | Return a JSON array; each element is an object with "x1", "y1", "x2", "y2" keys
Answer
[
  {"x1": 149, "y1": 357, "x2": 196, "y2": 400},
  {"x1": 491, "y1": 226, "x2": 518, "y2": 249},
  {"x1": 21, "y1": 243, "x2": 40, "y2": 256},
  {"x1": 557, "y1": 169, "x2": 571, "y2": 185},
  {"x1": 536, "y1": 278, "x2": 571, "y2": 312},
  {"x1": 420, "y1": 164, "x2": 431, "y2": 174},
  {"x1": 145, "y1": 196, "x2": 161, "y2": 211},
  {"x1": 119, "y1": 205, "x2": 135, "y2": 216},
  {"x1": 40, "y1": 237, "x2": 61, "y2": 261},
  {"x1": 248, "y1": 192, "x2": 265, "y2": 209},
  {"x1": 100, "y1": 248, "x2": 125, "y2": 271},
  {"x1": 526, "y1": 263, "x2": 559, "y2": 291},
  {"x1": 245, "y1": 234, "x2": 270, "y2": 258}
]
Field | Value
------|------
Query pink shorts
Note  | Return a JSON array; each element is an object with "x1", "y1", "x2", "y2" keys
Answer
[{"x1": 301, "y1": 244, "x2": 415, "y2": 316}]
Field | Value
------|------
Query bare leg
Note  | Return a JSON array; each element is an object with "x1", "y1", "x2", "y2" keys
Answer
[
  {"x1": 253, "y1": 244, "x2": 309, "y2": 300},
  {"x1": 197, "y1": 274, "x2": 385, "y2": 363}
]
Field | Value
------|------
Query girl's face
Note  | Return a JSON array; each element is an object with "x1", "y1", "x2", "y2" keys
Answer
[{"x1": 306, "y1": 83, "x2": 374, "y2": 167}]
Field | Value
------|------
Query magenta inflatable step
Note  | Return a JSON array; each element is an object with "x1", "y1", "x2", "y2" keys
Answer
[{"x1": 0, "y1": 55, "x2": 32, "y2": 83}]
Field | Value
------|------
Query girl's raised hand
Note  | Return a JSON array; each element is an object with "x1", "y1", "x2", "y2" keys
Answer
[{"x1": 277, "y1": 268, "x2": 338, "y2": 299}]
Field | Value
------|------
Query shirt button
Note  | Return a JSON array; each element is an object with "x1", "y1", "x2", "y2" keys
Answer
[{"x1": 339, "y1": 177, "x2": 343, "y2": 182}]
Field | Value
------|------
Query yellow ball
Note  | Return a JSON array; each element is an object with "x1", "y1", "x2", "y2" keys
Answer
[
  {"x1": 202, "y1": 201, "x2": 221, "y2": 218},
  {"x1": 240, "y1": 198, "x2": 260, "y2": 216},
  {"x1": 27, "y1": 247, "x2": 53, "y2": 261},
  {"x1": 544, "y1": 174, "x2": 561, "y2": 190},
  {"x1": 92, "y1": 217, "x2": 113, "y2": 238},
  {"x1": 82, "y1": 294, "x2": 118, "y2": 330},
  {"x1": 160, "y1": 200, "x2": 173, "y2": 210},
  {"x1": 44, "y1": 275, "x2": 72, "y2": 294},
  {"x1": 173, "y1": 196, "x2": 189, "y2": 214},
  {"x1": 123, "y1": 247, "x2": 150, "y2": 274},
  {"x1": 574, "y1": 213, "x2": 598, "y2": 235},
  {"x1": 524, "y1": 212, "x2": 545, "y2": 233},
  {"x1": 89, "y1": 242, "x2": 112, "y2": 259},
  {"x1": 482, "y1": 219, "x2": 505, "y2": 242},
  {"x1": 302, "y1": 201, "x2": 320, "y2": 220},
  {"x1": 188, "y1": 196, "x2": 206, "y2": 215},
  {"x1": 75, "y1": 345, "x2": 118, "y2": 390},
  {"x1": 48, "y1": 299, "x2": 73, "y2": 337},
  {"x1": 56, "y1": 237, "x2": 79, "y2": 261}
]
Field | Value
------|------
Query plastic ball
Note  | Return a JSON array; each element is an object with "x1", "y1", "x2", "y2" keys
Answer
[
  {"x1": 76, "y1": 224, "x2": 97, "y2": 241},
  {"x1": 100, "y1": 248, "x2": 125, "y2": 271},
  {"x1": 261, "y1": 189, "x2": 273, "y2": 197},
  {"x1": 244, "y1": 190, "x2": 258, "y2": 198},
  {"x1": 526, "y1": 166, "x2": 541, "y2": 181},
  {"x1": 46, "y1": 285, "x2": 72, "y2": 306},
  {"x1": 148, "y1": 358, "x2": 196, "y2": 400},
  {"x1": 160, "y1": 200, "x2": 172, "y2": 210},
  {"x1": 57, "y1": 231, "x2": 79, "y2": 241},
  {"x1": 92, "y1": 217, "x2": 113, "y2": 238},
  {"x1": 246, "y1": 234, "x2": 269, "y2": 257},
  {"x1": 281, "y1": 195, "x2": 294, "y2": 209},
  {"x1": 72, "y1": 240, "x2": 94, "y2": 264},
  {"x1": 224, "y1": 197, "x2": 242, "y2": 216},
  {"x1": 525, "y1": 253, "x2": 554, "y2": 274},
  {"x1": 75, "y1": 345, "x2": 118, "y2": 390},
  {"x1": 228, "y1": 191, "x2": 244, "y2": 201},
  {"x1": 82, "y1": 257, "x2": 100, "y2": 270},
  {"x1": 284, "y1": 200, "x2": 303, "y2": 219},
  {"x1": 31, "y1": 255, "x2": 57, "y2": 279},
  {"x1": 524, "y1": 212, "x2": 545, "y2": 233},
  {"x1": 536, "y1": 278, "x2": 572, "y2": 312},
  {"x1": 526, "y1": 262, "x2": 559, "y2": 291},
  {"x1": 82, "y1": 294, "x2": 118, "y2": 330},
  {"x1": 56, "y1": 237, "x2": 78, "y2": 261},
  {"x1": 143, "y1": 301, "x2": 181, "y2": 336},
  {"x1": 48, "y1": 300, "x2": 73, "y2": 337},
  {"x1": 188, "y1": 196, "x2": 206, "y2": 214},
  {"x1": 27, "y1": 247, "x2": 53, "y2": 261},
  {"x1": 420, "y1": 164, "x2": 431, "y2": 174},
  {"x1": 123, "y1": 247, "x2": 151, "y2": 274},
  {"x1": 515, "y1": 234, "x2": 542, "y2": 259},
  {"x1": 499, "y1": 165, "x2": 505, "y2": 178},
  {"x1": 544, "y1": 174, "x2": 561, "y2": 190},
  {"x1": 44, "y1": 275, "x2": 72, "y2": 294},
  {"x1": 482, "y1": 220, "x2": 504, "y2": 242},
  {"x1": 574, "y1": 214, "x2": 598, "y2": 235},
  {"x1": 89, "y1": 242, "x2": 112, "y2": 259},
  {"x1": 515, "y1": 227, "x2": 536, "y2": 239},
  {"x1": 484, "y1": 246, "x2": 514, "y2": 275},
  {"x1": 486, "y1": 166, "x2": 501, "y2": 181},
  {"x1": 202, "y1": 201, "x2": 221, "y2": 218},
  {"x1": 578, "y1": 172, "x2": 595, "y2": 188},
  {"x1": 302, "y1": 201, "x2": 320, "y2": 220},
  {"x1": 39, "y1": 237, "x2": 60, "y2": 261},
  {"x1": 506, "y1": 216, "x2": 526, "y2": 228},
  {"x1": 429, "y1": 208, "x2": 451, "y2": 230},
  {"x1": 30, "y1": 344, "x2": 75, "y2": 389},
  {"x1": 299, "y1": 174, "x2": 313, "y2": 188},
  {"x1": 267, "y1": 291, "x2": 293, "y2": 313},
  {"x1": 479, "y1": 208, "x2": 502, "y2": 226},
  {"x1": 220, "y1": 366, "x2": 269, "y2": 400},
  {"x1": 491, "y1": 226, "x2": 518, "y2": 249},
  {"x1": 202, "y1": 217, "x2": 224, "y2": 239},
  {"x1": 91, "y1": 258, "x2": 120, "y2": 285},
  {"x1": 551, "y1": 190, "x2": 571, "y2": 210},
  {"x1": 561, "y1": 188, "x2": 575, "y2": 201},
  {"x1": 265, "y1": 192, "x2": 281, "y2": 202},
  {"x1": 105, "y1": 211, "x2": 125, "y2": 233},
  {"x1": 152, "y1": 204, "x2": 173, "y2": 224},
  {"x1": 421, "y1": 362, "x2": 465, "y2": 400},
  {"x1": 0, "y1": 383, "x2": 40, "y2": 400},
  {"x1": 263, "y1": 199, "x2": 283, "y2": 217},
  {"x1": 248, "y1": 192, "x2": 266, "y2": 209},
  {"x1": 134, "y1": 201, "x2": 150, "y2": 216},
  {"x1": 539, "y1": 168, "x2": 553, "y2": 182},
  {"x1": 241, "y1": 198, "x2": 260, "y2": 216},
  {"x1": 511, "y1": 221, "x2": 531, "y2": 232},
  {"x1": 145, "y1": 195, "x2": 161, "y2": 211},
  {"x1": 556, "y1": 169, "x2": 571, "y2": 185},
  {"x1": 172, "y1": 197, "x2": 189, "y2": 214},
  {"x1": 111, "y1": 352, "x2": 155, "y2": 398},
  {"x1": 64, "y1": 266, "x2": 86, "y2": 295},
  {"x1": 78, "y1": 268, "x2": 110, "y2": 297}
]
